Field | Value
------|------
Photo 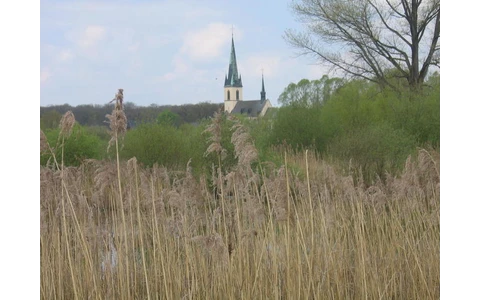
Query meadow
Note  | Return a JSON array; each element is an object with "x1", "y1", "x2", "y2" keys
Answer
[{"x1": 40, "y1": 103, "x2": 439, "y2": 299}]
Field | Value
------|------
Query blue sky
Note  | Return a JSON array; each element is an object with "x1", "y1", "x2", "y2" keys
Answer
[{"x1": 40, "y1": 0, "x2": 332, "y2": 107}]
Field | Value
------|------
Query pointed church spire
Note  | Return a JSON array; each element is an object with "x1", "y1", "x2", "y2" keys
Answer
[
  {"x1": 224, "y1": 36, "x2": 243, "y2": 88},
  {"x1": 260, "y1": 71, "x2": 266, "y2": 101}
]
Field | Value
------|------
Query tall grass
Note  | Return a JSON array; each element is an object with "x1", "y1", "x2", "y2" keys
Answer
[{"x1": 40, "y1": 108, "x2": 439, "y2": 299}]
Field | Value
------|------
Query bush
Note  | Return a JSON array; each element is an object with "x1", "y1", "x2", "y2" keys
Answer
[
  {"x1": 382, "y1": 88, "x2": 440, "y2": 148},
  {"x1": 244, "y1": 114, "x2": 282, "y2": 164},
  {"x1": 326, "y1": 123, "x2": 417, "y2": 182},
  {"x1": 269, "y1": 105, "x2": 324, "y2": 151},
  {"x1": 319, "y1": 80, "x2": 382, "y2": 139},
  {"x1": 41, "y1": 124, "x2": 106, "y2": 167},
  {"x1": 84, "y1": 125, "x2": 111, "y2": 142},
  {"x1": 121, "y1": 123, "x2": 206, "y2": 172},
  {"x1": 268, "y1": 78, "x2": 439, "y2": 180}
]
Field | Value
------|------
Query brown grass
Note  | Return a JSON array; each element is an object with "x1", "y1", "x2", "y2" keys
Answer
[{"x1": 40, "y1": 110, "x2": 439, "y2": 299}]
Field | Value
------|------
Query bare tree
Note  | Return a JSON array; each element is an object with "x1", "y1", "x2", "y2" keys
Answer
[{"x1": 284, "y1": 0, "x2": 440, "y2": 90}]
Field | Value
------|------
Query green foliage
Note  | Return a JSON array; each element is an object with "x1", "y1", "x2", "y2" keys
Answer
[
  {"x1": 269, "y1": 105, "x2": 325, "y2": 151},
  {"x1": 269, "y1": 76, "x2": 439, "y2": 179},
  {"x1": 40, "y1": 110, "x2": 62, "y2": 130},
  {"x1": 327, "y1": 123, "x2": 416, "y2": 182},
  {"x1": 121, "y1": 122, "x2": 206, "y2": 172},
  {"x1": 41, "y1": 102, "x2": 222, "y2": 127},
  {"x1": 38, "y1": 73, "x2": 439, "y2": 184},
  {"x1": 244, "y1": 115, "x2": 279, "y2": 163},
  {"x1": 84, "y1": 125, "x2": 111, "y2": 142},
  {"x1": 319, "y1": 80, "x2": 380, "y2": 139},
  {"x1": 426, "y1": 71, "x2": 440, "y2": 88},
  {"x1": 156, "y1": 109, "x2": 182, "y2": 127},
  {"x1": 315, "y1": 78, "x2": 440, "y2": 149},
  {"x1": 178, "y1": 123, "x2": 208, "y2": 172},
  {"x1": 41, "y1": 124, "x2": 106, "y2": 167},
  {"x1": 278, "y1": 75, "x2": 345, "y2": 107},
  {"x1": 396, "y1": 90, "x2": 439, "y2": 147},
  {"x1": 377, "y1": 87, "x2": 440, "y2": 147}
]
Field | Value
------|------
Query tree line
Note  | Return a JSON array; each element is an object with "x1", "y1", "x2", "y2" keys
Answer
[
  {"x1": 41, "y1": 72, "x2": 439, "y2": 184},
  {"x1": 40, "y1": 101, "x2": 222, "y2": 130}
]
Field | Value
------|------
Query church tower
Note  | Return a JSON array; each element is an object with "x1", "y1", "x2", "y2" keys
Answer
[{"x1": 224, "y1": 36, "x2": 243, "y2": 113}]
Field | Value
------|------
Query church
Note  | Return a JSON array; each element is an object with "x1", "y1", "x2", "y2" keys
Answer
[{"x1": 223, "y1": 36, "x2": 272, "y2": 117}]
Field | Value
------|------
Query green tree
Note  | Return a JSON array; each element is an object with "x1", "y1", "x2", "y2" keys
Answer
[
  {"x1": 270, "y1": 105, "x2": 325, "y2": 151},
  {"x1": 380, "y1": 81, "x2": 440, "y2": 147},
  {"x1": 278, "y1": 75, "x2": 344, "y2": 107},
  {"x1": 426, "y1": 71, "x2": 440, "y2": 88},
  {"x1": 284, "y1": 0, "x2": 440, "y2": 90},
  {"x1": 156, "y1": 109, "x2": 181, "y2": 127},
  {"x1": 319, "y1": 79, "x2": 379, "y2": 138}
]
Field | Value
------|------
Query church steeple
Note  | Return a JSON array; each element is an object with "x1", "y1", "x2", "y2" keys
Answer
[
  {"x1": 260, "y1": 72, "x2": 266, "y2": 101},
  {"x1": 224, "y1": 36, "x2": 243, "y2": 88},
  {"x1": 224, "y1": 32, "x2": 244, "y2": 111}
]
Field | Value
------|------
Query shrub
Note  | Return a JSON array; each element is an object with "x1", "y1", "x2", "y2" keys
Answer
[
  {"x1": 121, "y1": 122, "x2": 206, "y2": 172},
  {"x1": 326, "y1": 122, "x2": 416, "y2": 182},
  {"x1": 383, "y1": 88, "x2": 440, "y2": 148},
  {"x1": 41, "y1": 123, "x2": 106, "y2": 167},
  {"x1": 269, "y1": 105, "x2": 324, "y2": 151}
]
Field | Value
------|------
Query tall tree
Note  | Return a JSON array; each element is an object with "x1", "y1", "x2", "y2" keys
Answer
[{"x1": 284, "y1": 0, "x2": 440, "y2": 90}]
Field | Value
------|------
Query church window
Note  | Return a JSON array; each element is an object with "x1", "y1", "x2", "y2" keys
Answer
[
  {"x1": 227, "y1": 90, "x2": 230, "y2": 100},
  {"x1": 236, "y1": 90, "x2": 239, "y2": 100}
]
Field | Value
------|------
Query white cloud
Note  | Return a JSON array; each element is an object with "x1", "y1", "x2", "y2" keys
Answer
[
  {"x1": 158, "y1": 55, "x2": 190, "y2": 82},
  {"x1": 159, "y1": 22, "x2": 243, "y2": 83},
  {"x1": 78, "y1": 25, "x2": 106, "y2": 48},
  {"x1": 181, "y1": 23, "x2": 241, "y2": 61}
]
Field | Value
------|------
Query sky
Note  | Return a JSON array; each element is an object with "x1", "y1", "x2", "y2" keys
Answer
[{"x1": 40, "y1": 0, "x2": 332, "y2": 107}]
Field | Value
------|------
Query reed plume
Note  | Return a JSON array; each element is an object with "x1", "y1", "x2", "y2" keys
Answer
[
  {"x1": 106, "y1": 89, "x2": 127, "y2": 152},
  {"x1": 40, "y1": 130, "x2": 50, "y2": 153},
  {"x1": 59, "y1": 110, "x2": 75, "y2": 138},
  {"x1": 204, "y1": 109, "x2": 227, "y2": 161}
]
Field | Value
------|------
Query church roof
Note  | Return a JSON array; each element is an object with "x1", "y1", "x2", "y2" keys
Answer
[
  {"x1": 224, "y1": 37, "x2": 243, "y2": 88},
  {"x1": 230, "y1": 100, "x2": 269, "y2": 117}
]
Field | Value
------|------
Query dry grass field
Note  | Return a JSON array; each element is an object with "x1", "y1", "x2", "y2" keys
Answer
[{"x1": 40, "y1": 109, "x2": 439, "y2": 299}]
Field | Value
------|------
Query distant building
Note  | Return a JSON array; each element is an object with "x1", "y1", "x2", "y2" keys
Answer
[{"x1": 223, "y1": 36, "x2": 272, "y2": 117}]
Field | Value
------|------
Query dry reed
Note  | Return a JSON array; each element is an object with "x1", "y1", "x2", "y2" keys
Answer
[{"x1": 41, "y1": 111, "x2": 440, "y2": 299}]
